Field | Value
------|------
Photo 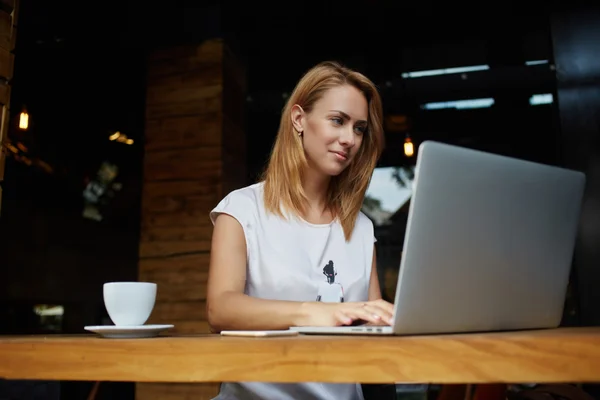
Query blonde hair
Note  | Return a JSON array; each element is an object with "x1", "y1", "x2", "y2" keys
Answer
[{"x1": 262, "y1": 61, "x2": 385, "y2": 241}]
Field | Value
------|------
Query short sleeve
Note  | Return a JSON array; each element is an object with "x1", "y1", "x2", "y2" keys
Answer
[
  {"x1": 209, "y1": 189, "x2": 255, "y2": 230},
  {"x1": 356, "y1": 211, "x2": 377, "y2": 244}
]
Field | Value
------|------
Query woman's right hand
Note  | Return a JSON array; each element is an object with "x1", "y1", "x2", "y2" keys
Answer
[{"x1": 299, "y1": 299, "x2": 394, "y2": 327}]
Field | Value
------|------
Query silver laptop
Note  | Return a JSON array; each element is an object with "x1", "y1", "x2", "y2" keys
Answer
[{"x1": 291, "y1": 140, "x2": 586, "y2": 336}]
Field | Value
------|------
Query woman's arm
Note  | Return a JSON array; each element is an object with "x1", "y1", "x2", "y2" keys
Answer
[
  {"x1": 368, "y1": 245, "x2": 384, "y2": 301},
  {"x1": 366, "y1": 245, "x2": 396, "y2": 326},
  {"x1": 206, "y1": 214, "x2": 308, "y2": 332},
  {"x1": 206, "y1": 214, "x2": 394, "y2": 332}
]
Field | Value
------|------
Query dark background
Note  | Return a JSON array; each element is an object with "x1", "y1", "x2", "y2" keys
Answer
[{"x1": 1, "y1": 0, "x2": 599, "y2": 398}]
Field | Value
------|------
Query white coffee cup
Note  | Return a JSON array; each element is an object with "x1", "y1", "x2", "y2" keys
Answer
[{"x1": 103, "y1": 282, "x2": 157, "y2": 326}]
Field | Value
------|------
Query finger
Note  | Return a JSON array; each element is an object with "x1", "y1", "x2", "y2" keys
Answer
[
  {"x1": 363, "y1": 305, "x2": 393, "y2": 324},
  {"x1": 373, "y1": 299, "x2": 395, "y2": 314},
  {"x1": 348, "y1": 303, "x2": 385, "y2": 321},
  {"x1": 365, "y1": 302, "x2": 394, "y2": 323},
  {"x1": 334, "y1": 310, "x2": 354, "y2": 326},
  {"x1": 347, "y1": 308, "x2": 383, "y2": 325},
  {"x1": 368, "y1": 304, "x2": 393, "y2": 321}
]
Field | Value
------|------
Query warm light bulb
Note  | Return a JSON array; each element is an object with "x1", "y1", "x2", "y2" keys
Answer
[
  {"x1": 404, "y1": 138, "x2": 414, "y2": 157},
  {"x1": 19, "y1": 112, "x2": 29, "y2": 130}
]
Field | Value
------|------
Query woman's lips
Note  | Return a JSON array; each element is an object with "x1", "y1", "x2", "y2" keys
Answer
[{"x1": 331, "y1": 151, "x2": 348, "y2": 161}]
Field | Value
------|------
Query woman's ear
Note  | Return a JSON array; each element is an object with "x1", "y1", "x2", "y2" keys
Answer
[{"x1": 290, "y1": 104, "x2": 305, "y2": 135}]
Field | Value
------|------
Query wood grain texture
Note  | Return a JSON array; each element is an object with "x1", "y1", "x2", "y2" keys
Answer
[
  {"x1": 141, "y1": 39, "x2": 225, "y2": 332},
  {"x1": 0, "y1": 106, "x2": 6, "y2": 185},
  {"x1": 139, "y1": 253, "x2": 210, "y2": 272},
  {"x1": 0, "y1": 145, "x2": 4, "y2": 181},
  {"x1": 0, "y1": 79, "x2": 10, "y2": 105},
  {"x1": 0, "y1": 104, "x2": 7, "y2": 144},
  {"x1": 145, "y1": 113, "x2": 222, "y2": 152},
  {"x1": 0, "y1": 10, "x2": 12, "y2": 51},
  {"x1": 0, "y1": 0, "x2": 17, "y2": 28},
  {"x1": 139, "y1": 38, "x2": 246, "y2": 399},
  {"x1": 0, "y1": 48, "x2": 12, "y2": 80},
  {"x1": 2, "y1": 328, "x2": 600, "y2": 384},
  {"x1": 0, "y1": 0, "x2": 15, "y2": 213}
]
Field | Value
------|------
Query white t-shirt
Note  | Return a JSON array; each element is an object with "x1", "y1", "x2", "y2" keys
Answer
[{"x1": 209, "y1": 182, "x2": 376, "y2": 400}]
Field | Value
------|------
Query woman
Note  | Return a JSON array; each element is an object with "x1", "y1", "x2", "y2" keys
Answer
[{"x1": 207, "y1": 61, "x2": 394, "y2": 400}]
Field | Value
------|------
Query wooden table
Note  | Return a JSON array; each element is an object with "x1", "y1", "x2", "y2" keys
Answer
[{"x1": 2, "y1": 327, "x2": 600, "y2": 384}]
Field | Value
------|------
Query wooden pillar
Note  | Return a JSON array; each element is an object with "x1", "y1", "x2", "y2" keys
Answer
[
  {"x1": 137, "y1": 39, "x2": 246, "y2": 399},
  {"x1": 0, "y1": 0, "x2": 18, "y2": 214}
]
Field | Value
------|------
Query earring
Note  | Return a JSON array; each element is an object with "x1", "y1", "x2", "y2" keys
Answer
[{"x1": 298, "y1": 131, "x2": 303, "y2": 136}]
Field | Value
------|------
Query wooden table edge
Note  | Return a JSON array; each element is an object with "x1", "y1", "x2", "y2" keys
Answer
[{"x1": 2, "y1": 327, "x2": 600, "y2": 384}]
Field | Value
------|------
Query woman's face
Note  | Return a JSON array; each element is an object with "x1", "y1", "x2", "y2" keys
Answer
[{"x1": 292, "y1": 84, "x2": 368, "y2": 177}]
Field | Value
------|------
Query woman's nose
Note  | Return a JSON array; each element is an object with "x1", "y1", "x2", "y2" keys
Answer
[{"x1": 339, "y1": 128, "x2": 355, "y2": 147}]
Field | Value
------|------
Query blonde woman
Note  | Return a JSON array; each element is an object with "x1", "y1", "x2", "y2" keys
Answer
[{"x1": 207, "y1": 61, "x2": 394, "y2": 400}]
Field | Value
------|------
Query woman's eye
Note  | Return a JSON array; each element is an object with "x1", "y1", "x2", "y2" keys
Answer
[
  {"x1": 355, "y1": 126, "x2": 366, "y2": 135},
  {"x1": 331, "y1": 117, "x2": 343, "y2": 125}
]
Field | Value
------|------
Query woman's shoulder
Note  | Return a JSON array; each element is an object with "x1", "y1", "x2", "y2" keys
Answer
[
  {"x1": 223, "y1": 182, "x2": 264, "y2": 204},
  {"x1": 209, "y1": 182, "x2": 265, "y2": 225},
  {"x1": 355, "y1": 210, "x2": 375, "y2": 231},
  {"x1": 350, "y1": 210, "x2": 376, "y2": 243}
]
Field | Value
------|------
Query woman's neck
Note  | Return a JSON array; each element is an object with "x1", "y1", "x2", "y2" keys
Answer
[{"x1": 302, "y1": 168, "x2": 332, "y2": 223}]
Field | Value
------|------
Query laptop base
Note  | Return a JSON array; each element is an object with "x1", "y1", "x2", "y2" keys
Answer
[{"x1": 290, "y1": 326, "x2": 394, "y2": 335}]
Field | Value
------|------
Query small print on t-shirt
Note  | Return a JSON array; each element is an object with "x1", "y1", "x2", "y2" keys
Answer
[{"x1": 316, "y1": 260, "x2": 344, "y2": 303}]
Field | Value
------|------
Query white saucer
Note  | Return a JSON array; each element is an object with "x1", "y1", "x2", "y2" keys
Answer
[{"x1": 84, "y1": 324, "x2": 174, "y2": 339}]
